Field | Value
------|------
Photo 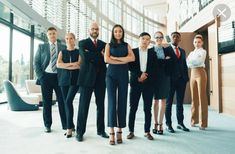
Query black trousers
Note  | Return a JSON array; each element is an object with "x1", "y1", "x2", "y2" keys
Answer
[
  {"x1": 106, "y1": 74, "x2": 128, "y2": 128},
  {"x1": 61, "y1": 85, "x2": 79, "y2": 129},
  {"x1": 40, "y1": 73, "x2": 66, "y2": 129},
  {"x1": 165, "y1": 77, "x2": 187, "y2": 126},
  {"x1": 128, "y1": 84, "x2": 154, "y2": 133},
  {"x1": 76, "y1": 75, "x2": 105, "y2": 135}
]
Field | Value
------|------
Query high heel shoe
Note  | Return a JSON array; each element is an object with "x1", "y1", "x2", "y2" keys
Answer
[
  {"x1": 152, "y1": 123, "x2": 158, "y2": 134},
  {"x1": 157, "y1": 124, "x2": 163, "y2": 135},
  {"x1": 64, "y1": 129, "x2": 73, "y2": 138},
  {"x1": 116, "y1": 131, "x2": 123, "y2": 144},
  {"x1": 109, "y1": 133, "x2": 115, "y2": 145}
]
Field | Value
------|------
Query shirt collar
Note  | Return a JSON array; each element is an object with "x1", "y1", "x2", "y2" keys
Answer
[
  {"x1": 139, "y1": 47, "x2": 148, "y2": 53},
  {"x1": 90, "y1": 37, "x2": 97, "y2": 42},
  {"x1": 171, "y1": 44, "x2": 178, "y2": 49},
  {"x1": 49, "y1": 41, "x2": 57, "y2": 46}
]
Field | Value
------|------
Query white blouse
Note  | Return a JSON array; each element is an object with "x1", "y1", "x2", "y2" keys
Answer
[
  {"x1": 139, "y1": 48, "x2": 148, "y2": 72},
  {"x1": 187, "y1": 48, "x2": 207, "y2": 68}
]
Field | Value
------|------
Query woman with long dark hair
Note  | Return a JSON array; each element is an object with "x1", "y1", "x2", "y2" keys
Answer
[{"x1": 104, "y1": 24, "x2": 135, "y2": 145}]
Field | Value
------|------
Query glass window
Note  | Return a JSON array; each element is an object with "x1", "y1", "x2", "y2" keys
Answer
[
  {"x1": 12, "y1": 30, "x2": 30, "y2": 90},
  {"x1": 0, "y1": 23, "x2": 10, "y2": 102},
  {"x1": 0, "y1": 2, "x2": 11, "y2": 22}
]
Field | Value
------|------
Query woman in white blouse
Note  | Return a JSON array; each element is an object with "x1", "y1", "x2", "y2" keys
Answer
[{"x1": 187, "y1": 34, "x2": 208, "y2": 130}]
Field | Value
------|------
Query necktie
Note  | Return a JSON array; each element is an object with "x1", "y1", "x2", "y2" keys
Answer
[
  {"x1": 175, "y1": 47, "x2": 180, "y2": 59},
  {"x1": 93, "y1": 39, "x2": 97, "y2": 48},
  {"x1": 50, "y1": 43, "x2": 57, "y2": 72}
]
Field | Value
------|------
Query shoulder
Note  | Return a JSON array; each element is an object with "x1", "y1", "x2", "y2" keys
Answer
[
  {"x1": 179, "y1": 47, "x2": 186, "y2": 52},
  {"x1": 98, "y1": 40, "x2": 106, "y2": 45},
  {"x1": 132, "y1": 48, "x2": 138, "y2": 53},
  {"x1": 79, "y1": 39, "x2": 88, "y2": 46}
]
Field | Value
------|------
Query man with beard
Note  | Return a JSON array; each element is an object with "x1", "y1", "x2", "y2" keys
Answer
[{"x1": 76, "y1": 22, "x2": 109, "y2": 142}]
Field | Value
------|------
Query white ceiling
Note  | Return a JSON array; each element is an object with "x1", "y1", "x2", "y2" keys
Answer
[{"x1": 137, "y1": 0, "x2": 168, "y2": 16}]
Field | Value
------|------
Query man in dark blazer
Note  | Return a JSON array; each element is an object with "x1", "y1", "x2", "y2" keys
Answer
[
  {"x1": 165, "y1": 32, "x2": 190, "y2": 133},
  {"x1": 127, "y1": 32, "x2": 157, "y2": 140},
  {"x1": 34, "y1": 27, "x2": 66, "y2": 133},
  {"x1": 76, "y1": 22, "x2": 108, "y2": 142}
]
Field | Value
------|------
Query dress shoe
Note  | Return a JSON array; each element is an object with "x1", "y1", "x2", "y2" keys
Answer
[
  {"x1": 152, "y1": 123, "x2": 158, "y2": 134},
  {"x1": 64, "y1": 132, "x2": 72, "y2": 138},
  {"x1": 127, "y1": 132, "x2": 134, "y2": 139},
  {"x1": 44, "y1": 127, "x2": 51, "y2": 133},
  {"x1": 199, "y1": 127, "x2": 206, "y2": 130},
  {"x1": 177, "y1": 124, "x2": 190, "y2": 132},
  {"x1": 166, "y1": 125, "x2": 175, "y2": 133},
  {"x1": 76, "y1": 134, "x2": 83, "y2": 142},
  {"x1": 97, "y1": 132, "x2": 109, "y2": 138},
  {"x1": 144, "y1": 133, "x2": 154, "y2": 140}
]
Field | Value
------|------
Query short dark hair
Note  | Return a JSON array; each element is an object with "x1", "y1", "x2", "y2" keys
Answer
[
  {"x1": 139, "y1": 32, "x2": 151, "y2": 38},
  {"x1": 47, "y1": 27, "x2": 57, "y2": 32},
  {"x1": 171, "y1": 31, "x2": 181, "y2": 36}
]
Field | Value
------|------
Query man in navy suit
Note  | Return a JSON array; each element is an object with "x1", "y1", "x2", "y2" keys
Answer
[
  {"x1": 165, "y1": 32, "x2": 190, "y2": 133},
  {"x1": 34, "y1": 27, "x2": 66, "y2": 133},
  {"x1": 127, "y1": 32, "x2": 157, "y2": 140},
  {"x1": 76, "y1": 22, "x2": 108, "y2": 141}
]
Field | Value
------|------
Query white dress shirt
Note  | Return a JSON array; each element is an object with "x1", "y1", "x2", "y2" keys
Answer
[
  {"x1": 139, "y1": 47, "x2": 148, "y2": 72},
  {"x1": 171, "y1": 44, "x2": 181, "y2": 57},
  {"x1": 187, "y1": 48, "x2": 207, "y2": 68},
  {"x1": 45, "y1": 41, "x2": 58, "y2": 73}
]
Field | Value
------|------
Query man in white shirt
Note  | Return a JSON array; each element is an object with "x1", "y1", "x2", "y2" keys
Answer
[
  {"x1": 34, "y1": 27, "x2": 67, "y2": 133},
  {"x1": 127, "y1": 32, "x2": 157, "y2": 140}
]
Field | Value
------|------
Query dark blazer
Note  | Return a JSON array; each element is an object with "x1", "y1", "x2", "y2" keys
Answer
[
  {"x1": 34, "y1": 42, "x2": 66, "y2": 85},
  {"x1": 165, "y1": 45, "x2": 189, "y2": 82},
  {"x1": 77, "y1": 38, "x2": 106, "y2": 87},
  {"x1": 129, "y1": 47, "x2": 157, "y2": 86}
]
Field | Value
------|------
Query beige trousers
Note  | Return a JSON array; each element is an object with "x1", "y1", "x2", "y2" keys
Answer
[{"x1": 190, "y1": 67, "x2": 208, "y2": 128}]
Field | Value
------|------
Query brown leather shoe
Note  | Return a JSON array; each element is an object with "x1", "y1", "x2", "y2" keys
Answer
[
  {"x1": 109, "y1": 133, "x2": 115, "y2": 145},
  {"x1": 144, "y1": 133, "x2": 154, "y2": 140},
  {"x1": 127, "y1": 132, "x2": 134, "y2": 139}
]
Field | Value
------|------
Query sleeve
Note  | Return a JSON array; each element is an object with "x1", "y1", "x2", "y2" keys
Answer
[
  {"x1": 79, "y1": 41, "x2": 100, "y2": 64},
  {"x1": 34, "y1": 44, "x2": 43, "y2": 79}
]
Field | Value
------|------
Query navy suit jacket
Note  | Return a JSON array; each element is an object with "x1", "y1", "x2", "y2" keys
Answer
[
  {"x1": 34, "y1": 42, "x2": 66, "y2": 85},
  {"x1": 165, "y1": 45, "x2": 189, "y2": 82},
  {"x1": 77, "y1": 38, "x2": 106, "y2": 87},
  {"x1": 128, "y1": 47, "x2": 157, "y2": 86}
]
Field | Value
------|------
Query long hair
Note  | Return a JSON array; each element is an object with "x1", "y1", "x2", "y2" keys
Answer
[{"x1": 110, "y1": 24, "x2": 125, "y2": 47}]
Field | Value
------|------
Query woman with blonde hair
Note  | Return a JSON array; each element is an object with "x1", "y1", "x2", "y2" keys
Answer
[{"x1": 57, "y1": 32, "x2": 80, "y2": 137}]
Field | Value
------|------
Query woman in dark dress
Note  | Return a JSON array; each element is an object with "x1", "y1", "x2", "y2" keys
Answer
[
  {"x1": 152, "y1": 31, "x2": 171, "y2": 135},
  {"x1": 104, "y1": 24, "x2": 135, "y2": 145},
  {"x1": 56, "y1": 33, "x2": 80, "y2": 138}
]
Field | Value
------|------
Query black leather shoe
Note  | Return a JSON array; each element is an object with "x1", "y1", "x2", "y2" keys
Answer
[
  {"x1": 177, "y1": 124, "x2": 190, "y2": 132},
  {"x1": 166, "y1": 125, "x2": 175, "y2": 133},
  {"x1": 127, "y1": 132, "x2": 134, "y2": 139},
  {"x1": 97, "y1": 132, "x2": 109, "y2": 138},
  {"x1": 76, "y1": 134, "x2": 83, "y2": 142},
  {"x1": 44, "y1": 127, "x2": 51, "y2": 133}
]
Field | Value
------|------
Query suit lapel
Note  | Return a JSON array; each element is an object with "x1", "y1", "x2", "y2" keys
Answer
[
  {"x1": 135, "y1": 48, "x2": 141, "y2": 72},
  {"x1": 146, "y1": 49, "x2": 151, "y2": 72}
]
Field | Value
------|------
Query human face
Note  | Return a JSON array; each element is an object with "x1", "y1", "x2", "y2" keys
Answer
[
  {"x1": 113, "y1": 27, "x2": 123, "y2": 41},
  {"x1": 193, "y1": 38, "x2": 203, "y2": 49},
  {"x1": 89, "y1": 23, "x2": 99, "y2": 39},
  {"x1": 139, "y1": 35, "x2": 151, "y2": 49},
  {"x1": 155, "y1": 33, "x2": 164, "y2": 46},
  {"x1": 65, "y1": 33, "x2": 75, "y2": 48},
  {"x1": 171, "y1": 33, "x2": 181, "y2": 46},
  {"x1": 47, "y1": 30, "x2": 57, "y2": 43}
]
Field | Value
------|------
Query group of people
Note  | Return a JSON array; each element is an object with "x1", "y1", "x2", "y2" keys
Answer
[{"x1": 34, "y1": 22, "x2": 208, "y2": 145}]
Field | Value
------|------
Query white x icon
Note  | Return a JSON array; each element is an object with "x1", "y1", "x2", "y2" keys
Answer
[{"x1": 217, "y1": 8, "x2": 227, "y2": 18}]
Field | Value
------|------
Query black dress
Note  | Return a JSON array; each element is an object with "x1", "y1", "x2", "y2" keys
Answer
[{"x1": 154, "y1": 46, "x2": 170, "y2": 99}]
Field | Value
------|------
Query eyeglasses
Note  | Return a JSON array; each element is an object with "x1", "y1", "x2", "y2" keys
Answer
[{"x1": 155, "y1": 37, "x2": 163, "y2": 40}]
